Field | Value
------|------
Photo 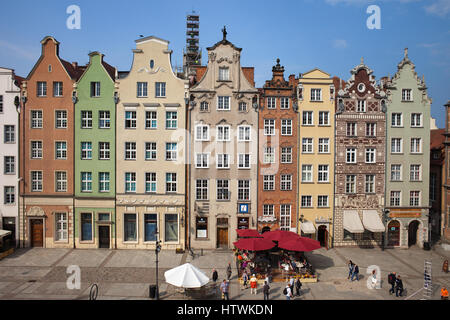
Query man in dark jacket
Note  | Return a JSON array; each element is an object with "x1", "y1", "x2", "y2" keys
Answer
[
  {"x1": 263, "y1": 281, "x2": 270, "y2": 300},
  {"x1": 351, "y1": 264, "x2": 359, "y2": 281},
  {"x1": 388, "y1": 272, "x2": 396, "y2": 294},
  {"x1": 395, "y1": 275, "x2": 404, "y2": 297},
  {"x1": 212, "y1": 269, "x2": 218, "y2": 283},
  {"x1": 226, "y1": 262, "x2": 232, "y2": 280},
  {"x1": 295, "y1": 277, "x2": 302, "y2": 296}
]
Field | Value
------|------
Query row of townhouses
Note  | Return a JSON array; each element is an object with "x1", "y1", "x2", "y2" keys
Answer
[{"x1": 0, "y1": 29, "x2": 448, "y2": 253}]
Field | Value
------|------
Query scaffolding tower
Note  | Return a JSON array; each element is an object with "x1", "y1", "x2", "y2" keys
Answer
[{"x1": 183, "y1": 12, "x2": 202, "y2": 77}]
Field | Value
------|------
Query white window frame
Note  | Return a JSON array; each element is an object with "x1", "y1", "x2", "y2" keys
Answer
[
  {"x1": 281, "y1": 147, "x2": 292, "y2": 163},
  {"x1": 410, "y1": 138, "x2": 422, "y2": 154},
  {"x1": 318, "y1": 111, "x2": 329, "y2": 126},
  {"x1": 217, "y1": 125, "x2": 231, "y2": 142},
  {"x1": 301, "y1": 165, "x2": 313, "y2": 183},
  {"x1": 346, "y1": 148, "x2": 356, "y2": 164},
  {"x1": 267, "y1": 97, "x2": 276, "y2": 109},
  {"x1": 195, "y1": 153, "x2": 210, "y2": 168},
  {"x1": 99, "y1": 111, "x2": 111, "y2": 129},
  {"x1": 217, "y1": 96, "x2": 231, "y2": 111},
  {"x1": 55, "y1": 171, "x2": 67, "y2": 192},
  {"x1": 310, "y1": 88, "x2": 322, "y2": 101},
  {"x1": 391, "y1": 138, "x2": 403, "y2": 154},
  {"x1": 263, "y1": 175, "x2": 275, "y2": 191},
  {"x1": 318, "y1": 165, "x2": 329, "y2": 182},
  {"x1": 238, "y1": 154, "x2": 251, "y2": 169},
  {"x1": 390, "y1": 191, "x2": 401, "y2": 207},
  {"x1": 216, "y1": 154, "x2": 230, "y2": 169},
  {"x1": 302, "y1": 138, "x2": 313, "y2": 154},
  {"x1": 263, "y1": 147, "x2": 275, "y2": 164},
  {"x1": 281, "y1": 119, "x2": 292, "y2": 136},
  {"x1": 195, "y1": 124, "x2": 210, "y2": 141},
  {"x1": 365, "y1": 148, "x2": 376, "y2": 164},
  {"x1": 391, "y1": 164, "x2": 402, "y2": 181},
  {"x1": 238, "y1": 125, "x2": 251, "y2": 141},
  {"x1": 318, "y1": 138, "x2": 329, "y2": 154},
  {"x1": 281, "y1": 175, "x2": 292, "y2": 191},
  {"x1": 145, "y1": 142, "x2": 157, "y2": 161},
  {"x1": 137, "y1": 82, "x2": 148, "y2": 97},
  {"x1": 264, "y1": 119, "x2": 275, "y2": 136},
  {"x1": 165, "y1": 142, "x2": 177, "y2": 161},
  {"x1": 55, "y1": 110, "x2": 67, "y2": 128},
  {"x1": 302, "y1": 111, "x2": 313, "y2": 126}
]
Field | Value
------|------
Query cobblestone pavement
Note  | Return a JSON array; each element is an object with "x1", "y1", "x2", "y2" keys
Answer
[{"x1": 0, "y1": 245, "x2": 448, "y2": 300}]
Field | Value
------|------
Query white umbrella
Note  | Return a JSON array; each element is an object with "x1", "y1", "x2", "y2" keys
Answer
[{"x1": 164, "y1": 263, "x2": 210, "y2": 288}]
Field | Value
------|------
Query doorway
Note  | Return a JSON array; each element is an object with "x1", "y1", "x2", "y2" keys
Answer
[
  {"x1": 30, "y1": 219, "x2": 43, "y2": 247},
  {"x1": 262, "y1": 226, "x2": 271, "y2": 233},
  {"x1": 387, "y1": 220, "x2": 400, "y2": 247},
  {"x1": 2, "y1": 218, "x2": 16, "y2": 249},
  {"x1": 318, "y1": 225, "x2": 328, "y2": 249},
  {"x1": 98, "y1": 226, "x2": 110, "y2": 249},
  {"x1": 408, "y1": 220, "x2": 420, "y2": 247}
]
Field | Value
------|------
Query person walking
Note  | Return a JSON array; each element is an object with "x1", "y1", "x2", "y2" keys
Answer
[
  {"x1": 395, "y1": 275, "x2": 404, "y2": 297},
  {"x1": 295, "y1": 277, "x2": 302, "y2": 296},
  {"x1": 250, "y1": 274, "x2": 258, "y2": 295},
  {"x1": 212, "y1": 269, "x2": 218, "y2": 283},
  {"x1": 242, "y1": 270, "x2": 248, "y2": 290},
  {"x1": 388, "y1": 272, "x2": 396, "y2": 294},
  {"x1": 283, "y1": 284, "x2": 293, "y2": 300},
  {"x1": 226, "y1": 262, "x2": 232, "y2": 280},
  {"x1": 441, "y1": 286, "x2": 448, "y2": 300},
  {"x1": 351, "y1": 264, "x2": 359, "y2": 281},
  {"x1": 263, "y1": 281, "x2": 270, "y2": 300},
  {"x1": 347, "y1": 260, "x2": 355, "y2": 280},
  {"x1": 289, "y1": 276, "x2": 295, "y2": 294},
  {"x1": 220, "y1": 279, "x2": 230, "y2": 300}
]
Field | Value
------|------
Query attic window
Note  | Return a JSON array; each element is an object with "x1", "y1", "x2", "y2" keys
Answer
[
  {"x1": 219, "y1": 67, "x2": 229, "y2": 81},
  {"x1": 48, "y1": 65, "x2": 52, "y2": 72},
  {"x1": 150, "y1": 60, "x2": 155, "y2": 69}
]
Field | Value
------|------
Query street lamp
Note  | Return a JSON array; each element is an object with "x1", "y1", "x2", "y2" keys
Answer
[
  {"x1": 155, "y1": 238, "x2": 162, "y2": 300},
  {"x1": 382, "y1": 209, "x2": 390, "y2": 251}
]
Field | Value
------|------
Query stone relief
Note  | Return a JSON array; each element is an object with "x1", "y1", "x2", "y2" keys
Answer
[
  {"x1": 340, "y1": 195, "x2": 379, "y2": 208},
  {"x1": 137, "y1": 66, "x2": 166, "y2": 74}
]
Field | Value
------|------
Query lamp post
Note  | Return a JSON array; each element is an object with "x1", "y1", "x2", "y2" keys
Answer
[
  {"x1": 382, "y1": 209, "x2": 390, "y2": 251},
  {"x1": 155, "y1": 237, "x2": 162, "y2": 300}
]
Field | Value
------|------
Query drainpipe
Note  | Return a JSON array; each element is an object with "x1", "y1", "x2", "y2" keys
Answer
[
  {"x1": 114, "y1": 90, "x2": 119, "y2": 250},
  {"x1": 382, "y1": 98, "x2": 387, "y2": 250},
  {"x1": 21, "y1": 93, "x2": 27, "y2": 248},
  {"x1": 14, "y1": 94, "x2": 21, "y2": 249},
  {"x1": 72, "y1": 90, "x2": 78, "y2": 249}
]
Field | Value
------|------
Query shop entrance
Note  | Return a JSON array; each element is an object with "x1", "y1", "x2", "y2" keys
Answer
[
  {"x1": 408, "y1": 220, "x2": 420, "y2": 247},
  {"x1": 99, "y1": 226, "x2": 110, "y2": 249},
  {"x1": 217, "y1": 218, "x2": 228, "y2": 248},
  {"x1": 30, "y1": 219, "x2": 43, "y2": 247},
  {"x1": 387, "y1": 220, "x2": 400, "y2": 247},
  {"x1": 317, "y1": 225, "x2": 328, "y2": 249}
]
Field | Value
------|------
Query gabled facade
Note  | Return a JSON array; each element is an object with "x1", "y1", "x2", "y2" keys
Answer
[
  {"x1": 297, "y1": 68, "x2": 335, "y2": 248},
  {"x1": 443, "y1": 100, "x2": 450, "y2": 242},
  {"x1": 188, "y1": 31, "x2": 259, "y2": 249},
  {"x1": 116, "y1": 36, "x2": 188, "y2": 250},
  {"x1": 74, "y1": 52, "x2": 117, "y2": 249},
  {"x1": 384, "y1": 49, "x2": 431, "y2": 248},
  {"x1": 334, "y1": 59, "x2": 387, "y2": 247}
]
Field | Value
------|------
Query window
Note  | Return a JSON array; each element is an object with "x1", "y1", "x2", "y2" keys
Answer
[
  {"x1": 346, "y1": 148, "x2": 356, "y2": 163},
  {"x1": 99, "y1": 172, "x2": 110, "y2": 192},
  {"x1": 263, "y1": 147, "x2": 275, "y2": 164},
  {"x1": 318, "y1": 111, "x2": 329, "y2": 126},
  {"x1": 281, "y1": 119, "x2": 292, "y2": 135},
  {"x1": 310, "y1": 88, "x2": 322, "y2": 101},
  {"x1": 55, "y1": 171, "x2": 67, "y2": 192},
  {"x1": 4, "y1": 125, "x2": 15, "y2": 144},
  {"x1": 55, "y1": 142, "x2": 67, "y2": 159},
  {"x1": 281, "y1": 147, "x2": 292, "y2": 163},
  {"x1": 165, "y1": 112, "x2": 177, "y2": 129},
  {"x1": 196, "y1": 153, "x2": 209, "y2": 168},
  {"x1": 391, "y1": 138, "x2": 402, "y2": 153},
  {"x1": 390, "y1": 191, "x2": 401, "y2": 207},
  {"x1": 145, "y1": 172, "x2": 157, "y2": 193},
  {"x1": 430, "y1": 173, "x2": 437, "y2": 201},
  {"x1": 90, "y1": 82, "x2": 101, "y2": 97},
  {"x1": 144, "y1": 214, "x2": 158, "y2": 242},
  {"x1": 238, "y1": 180, "x2": 250, "y2": 201},
  {"x1": 217, "y1": 179, "x2": 230, "y2": 200},
  {"x1": 301, "y1": 196, "x2": 312, "y2": 208},
  {"x1": 219, "y1": 67, "x2": 229, "y2": 81},
  {"x1": 4, "y1": 156, "x2": 15, "y2": 174},
  {"x1": 280, "y1": 205, "x2": 291, "y2": 231},
  {"x1": 196, "y1": 217, "x2": 208, "y2": 239},
  {"x1": 281, "y1": 175, "x2": 292, "y2": 191},
  {"x1": 216, "y1": 154, "x2": 230, "y2": 169},
  {"x1": 302, "y1": 165, "x2": 313, "y2": 183},
  {"x1": 200, "y1": 101, "x2": 209, "y2": 112},
  {"x1": 145, "y1": 142, "x2": 157, "y2": 160},
  {"x1": 99, "y1": 142, "x2": 110, "y2": 160},
  {"x1": 357, "y1": 100, "x2": 366, "y2": 112},
  {"x1": 366, "y1": 123, "x2": 376, "y2": 137},
  {"x1": 125, "y1": 111, "x2": 137, "y2": 129},
  {"x1": 81, "y1": 111, "x2": 93, "y2": 129},
  {"x1": 263, "y1": 205, "x2": 274, "y2": 216},
  {"x1": 345, "y1": 175, "x2": 356, "y2": 194},
  {"x1": 145, "y1": 111, "x2": 157, "y2": 129},
  {"x1": 125, "y1": 172, "x2": 136, "y2": 193},
  {"x1": 263, "y1": 175, "x2": 275, "y2": 191},
  {"x1": 392, "y1": 113, "x2": 402, "y2": 127},
  {"x1": 217, "y1": 125, "x2": 230, "y2": 141},
  {"x1": 410, "y1": 191, "x2": 420, "y2": 206},
  {"x1": 391, "y1": 165, "x2": 402, "y2": 181},
  {"x1": 238, "y1": 125, "x2": 251, "y2": 141},
  {"x1": 302, "y1": 138, "x2": 313, "y2": 153},
  {"x1": 196, "y1": 179, "x2": 208, "y2": 200},
  {"x1": 165, "y1": 214, "x2": 179, "y2": 242},
  {"x1": 4, "y1": 186, "x2": 15, "y2": 204},
  {"x1": 98, "y1": 213, "x2": 110, "y2": 222},
  {"x1": 55, "y1": 213, "x2": 67, "y2": 241},
  {"x1": 264, "y1": 119, "x2": 275, "y2": 135},
  {"x1": 238, "y1": 154, "x2": 251, "y2": 169},
  {"x1": 365, "y1": 148, "x2": 376, "y2": 163},
  {"x1": 31, "y1": 110, "x2": 43, "y2": 128},
  {"x1": 411, "y1": 113, "x2": 422, "y2": 127},
  {"x1": 318, "y1": 195, "x2": 329, "y2": 208},
  {"x1": 81, "y1": 142, "x2": 93, "y2": 160},
  {"x1": 165, "y1": 143, "x2": 177, "y2": 161},
  {"x1": 365, "y1": 175, "x2": 375, "y2": 193},
  {"x1": 81, "y1": 172, "x2": 92, "y2": 192},
  {"x1": 195, "y1": 124, "x2": 209, "y2": 141},
  {"x1": 217, "y1": 96, "x2": 230, "y2": 110},
  {"x1": 318, "y1": 165, "x2": 329, "y2": 182},
  {"x1": 155, "y1": 82, "x2": 166, "y2": 97},
  {"x1": 318, "y1": 138, "x2": 329, "y2": 153},
  {"x1": 137, "y1": 82, "x2": 148, "y2": 97},
  {"x1": 37, "y1": 81, "x2": 47, "y2": 97},
  {"x1": 99, "y1": 111, "x2": 111, "y2": 129},
  {"x1": 410, "y1": 164, "x2": 421, "y2": 181},
  {"x1": 31, "y1": 141, "x2": 43, "y2": 159},
  {"x1": 346, "y1": 122, "x2": 357, "y2": 136},
  {"x1": 402, "y1": 89, "x2": 412, "y2": 101},
  {"x1": 281, "y1": 97, "x2": 289, "y2": 109},
  {"x1": 302, "y1": 111, "x2": 313, "y2": 125},
  {"x1": 166, "y1": 173, "x2": 177, "y2": 193},
  {"x1": 31, "y1": 171, "x2": 43, "y2": 192},
  {"x1": 411, "y1": 138, "x2": 422, "y2": 153},
  {"x1": 0, "y1": 95, "x2": 3, "y2": 112},
  {"x1": 53, "y1": 82, "x2": 63, "y2": 97},
  {"x1": 267, "y1": 97, "x2": 276, "y2": 109},
  {"x1": 55, "y1": 110, "x2": 67, "y2": 128},
  {"x1": 124, "y1": 213, "x2": 137, "y2": 242}
]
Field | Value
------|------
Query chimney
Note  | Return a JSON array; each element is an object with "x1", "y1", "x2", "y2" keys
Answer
[{"x1": 72, "y1": 62, "x2": 78, "y2": 69}]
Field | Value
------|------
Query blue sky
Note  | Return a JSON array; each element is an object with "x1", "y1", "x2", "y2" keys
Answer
[{"x1": 0, "y1": 0, "x2": 448, "y2": 127}]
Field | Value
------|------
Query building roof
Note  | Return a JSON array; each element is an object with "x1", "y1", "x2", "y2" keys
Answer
[{"x1": 431, "y1": 129, "x2": 445, "y2": 150}]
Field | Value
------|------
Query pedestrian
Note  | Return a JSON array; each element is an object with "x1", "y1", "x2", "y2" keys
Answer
[
  {"x1": 388, "y1": 272, "x2": 396, "y2": 295},
  {"x1": 263, "y1": 281, "x2": 270, "y2": 300},
  {"x1": 265, "y1": 273, "x2": 270, "y2": 285},
  {"x1": 226, "y1": 262, "x2": 232, "y2": 280},
  {"x1": 220, "y1": 279, "x2": 230, "y2": 300},
  {"x1": 242, "y1": 270, "x2": 248, "y2": 290},
  {"x1": 347, "y1": 260, "x2": 354, "y2": 280},
  {"x1": 351, "y1": 264, "x2": 359, "y2": 281},
  {"x1": 441, "y1": 286, "x2": 448, "y2": 300},
  {"x1": 289, "y1": 276, "x2": 295, "y2": 294},
  {"x1": 395, "y1": 275, "x2": 403, "y2": 297},
  {"x1": 250, "y1": 274, "x2": 258, "y2": 295},
  {"x1": 283, "y1": 284, "x2": 293, "y2": 300},
  {"x1": 370, "y1": 269, "x2": 377, "y2": 288},
  {"x1": 443, "y1": 260, "x2": 448, "y2": 273},
  {"x1": 212, "y1": 268, "x2": 218, "y2": 283},
  {"x1": 295, "y1": 277, "x2": 302, "y2": 296}
]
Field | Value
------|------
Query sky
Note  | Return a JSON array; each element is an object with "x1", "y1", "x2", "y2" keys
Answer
[{"x1": 0, "y1": 0, "x2": 449, "y2": 127}]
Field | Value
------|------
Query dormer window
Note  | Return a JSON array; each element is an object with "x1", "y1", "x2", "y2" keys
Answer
[
  {"x1": 150, "y1": 59, "x2": 155, "y2": 69},
  {"x1": 219, "y1": 67, "x2": 229, "y2": 81}
]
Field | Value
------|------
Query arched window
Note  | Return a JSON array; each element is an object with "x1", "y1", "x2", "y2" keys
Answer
[{"x1": 150, "y1": 60, "x2": 155, "y2": 69}]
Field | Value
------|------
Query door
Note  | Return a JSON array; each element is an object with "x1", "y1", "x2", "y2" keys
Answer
[
  {"x1": 217, "y1": 228, "x2": 228, "y2": 248},
  {"x1": 2, "y1": 218, "x2": 16, "y2": 249},
  {"x1": 408, "y1": 220, "x2": 419, "y2": 247},
  {"x1": 387, "y1": 221, "x2": 400, "y2": 247},
  {"x1": 30, "y1": 219, "x2": 43, "y2": 247},
  {"x1": 318, "y1": 225, "x2": 328, "y2": 248},
  {"x1": 99, "y1": 226, "x2": 110, "y2": 249}
]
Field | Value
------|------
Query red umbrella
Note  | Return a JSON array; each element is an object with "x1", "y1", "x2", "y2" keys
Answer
[
  {"x1": 233, "y1": 238, "x2": 275, "y2": 251},
  {"x1": 236, "y1": 229, "x2": 262, "y2": 238},
  {"x1": 277, "y1": 237, "x2": 321, "y2": 252},
  {"x1": 262, "y1": 229, "x2": 300, "y2": 242}
]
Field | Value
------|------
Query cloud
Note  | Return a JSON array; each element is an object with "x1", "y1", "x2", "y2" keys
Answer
[
  {"x1": 425, "y1": 0, "x2": 450, "y2": 17},
  {"x1": 0, "y1": 40, "x2": 36, "y2": 61},
  {"x1": 333, "y1": 39, "x2": 348, "y2": 48}
]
